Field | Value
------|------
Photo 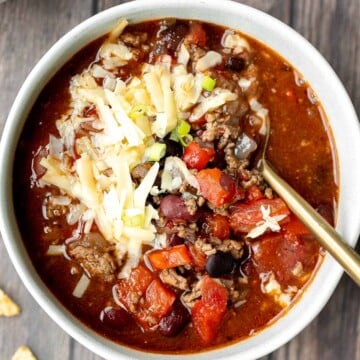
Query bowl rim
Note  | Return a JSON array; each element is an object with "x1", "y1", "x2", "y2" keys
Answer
[{"x1": 1, "y1": 0, "x2": 360, "y2": 359}]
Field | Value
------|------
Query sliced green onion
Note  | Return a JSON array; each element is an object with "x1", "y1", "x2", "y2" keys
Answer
[
  {"x1": 179, "y1": 134, "x2": 193, "y2": 147},
  {"x1": 202, "y1": 75, "x2": 216, "y2": 92},
  {"x1": 129, "y1": 104, "x2": 147, "y2": 119},
  {"x1": 169, "y1": 131, "x2": 179, "y2": 142},
  {"x1": 170, "y1": 119, "x2": 191, "y2": 146},
  {"x1": 177, "y1": 119, "x2": 191, "y2": 137},
  {"x1": 144, "y1": 142, "x2": 167, "y2": 162}
]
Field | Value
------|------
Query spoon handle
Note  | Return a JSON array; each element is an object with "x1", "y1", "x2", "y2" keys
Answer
[{"x1": 262, "y1": 159, "x2": 360, "y2": 286}]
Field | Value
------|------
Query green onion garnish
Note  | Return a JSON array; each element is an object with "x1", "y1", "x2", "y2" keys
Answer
[
  {"x1": 179, "y1": 134, "x2": 193, "y2": 147},
  {"x1": 170, "y1": 119, "x2": 191, "y2": 146},
  {"x1": 201, "y1": 75, "x2": 216, "y2": 92},
  {"x1": 169, "y1": 131, "x2": 179, "y2": 142},
  {"x1": 177, "y1": 119, "x2": 191, "y2": 137},
  {"x1": 144, "y1": 142, "x2": 167, "y2": 162}
]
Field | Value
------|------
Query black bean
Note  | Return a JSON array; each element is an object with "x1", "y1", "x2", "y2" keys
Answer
[
  {"x1": 162, "y1": 137, "x2": 183, "y2": 157},
  {"x1": 211, "y1": 149, "x2": 227, "y2": 169},
  {"x1": 206, "y1": 251, "x2": 236, "y2": 277},
  {"x1": 100, "y1": 306, "x2": 131, "y2": 328},
  {"x1": 159, "y1": 300, "x2": 191, "y2": 337},
  {"x1": 225, "y1": 56, "x2": 246, "y2": 72}
]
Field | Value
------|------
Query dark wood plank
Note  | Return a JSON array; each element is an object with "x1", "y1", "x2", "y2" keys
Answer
[
  {"x1": 0, "y1": 0, "x2": 359, "y2": 359},
  {"x1": 292, "y1": 0, "x2": 360, "y2": 115}
]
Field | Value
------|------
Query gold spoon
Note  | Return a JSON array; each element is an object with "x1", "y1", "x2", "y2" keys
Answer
[{"x1": 258, "y1": 117, "x2": 360, "y2": 286}]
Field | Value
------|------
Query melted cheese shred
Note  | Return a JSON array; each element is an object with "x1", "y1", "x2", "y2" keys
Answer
[{"x1": 259, "y1": 272, "x2": 298, "y2": 308}]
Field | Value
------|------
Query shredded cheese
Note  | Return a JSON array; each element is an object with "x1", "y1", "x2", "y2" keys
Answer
[
  {"x1": 46, "y1": 245, "x2": 66, "y2": 256},
  {"x1": 161, "y1": 157, "x2": 199, "y2": 192},
  {"x1": 222, "y1": 30, "x2": 250, "y2": 53},
  {"x1": 72, "y1": 273, "x2": 91, "y2": 298},
  {"x1": 196, "y1": 51, "x2": 222, "y2": 72},
  {"x1": 177, "y1": 44, "x2": 190, "y2": 66},
  {"x1": 238, "y1": 77, "x2": 254, "y2": 91},
  {"x1": 172, "y1": 65, "x2": 203, "y2": 111},
  {"x1": 37, "y1": 19, "x2": 271, "y2": 279},
  {"x1": 190, "y1": 88, "x2": 238, "y2": 121},
  {"x1": 107, "y1": 18, "x2": 128, "y2": 43},
  {"x1": 247, "y1": 205, "x2": 287, "y2": 239},
  {"x1": 249, "y1": 97, "x2": 269, "y2": 135},
  {"x1": 259, "y1": 272, "x2": 297, "y2": 307}
]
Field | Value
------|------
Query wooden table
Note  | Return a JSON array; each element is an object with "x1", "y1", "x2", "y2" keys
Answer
[{"x1": 0, "y1": 0, "x2": 359, "y2": 359}]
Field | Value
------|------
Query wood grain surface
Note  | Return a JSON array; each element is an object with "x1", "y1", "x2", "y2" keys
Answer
[{"x1": 0, "y1": 1, "x2": 359, "y2": 359}]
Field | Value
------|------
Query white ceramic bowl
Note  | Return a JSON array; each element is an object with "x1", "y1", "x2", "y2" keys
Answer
[{"x1": 1, "y1": 1, "x2": 360, "y2": 359}]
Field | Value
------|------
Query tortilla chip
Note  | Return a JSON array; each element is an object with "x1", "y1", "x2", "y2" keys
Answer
[
  {"x1": 11, "y1": 346, "x2": 37, "y2": 360},
  {"x1": 0, "y1": 288, "x2": 21, "y2": 316}
]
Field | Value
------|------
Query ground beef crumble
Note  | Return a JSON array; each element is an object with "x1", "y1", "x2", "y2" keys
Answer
[{"x1": 160, "y1": 268, "x2": 188, "y2": 290}]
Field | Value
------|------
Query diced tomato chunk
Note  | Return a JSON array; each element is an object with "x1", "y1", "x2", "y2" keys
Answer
[
  {"x1": 136, "y1": 278, "x2": 176, "y2": 329},
  {"x1": 147, "y1": 244, "x2": 193, "y2": 270},
  {"x1": 204, "y1": 214, "x2": 230, "y2": 240},
  {"x1": 196, "y1": 168, "x2": 236, "y2": 207},
  {"x1": 251, "y1": 231, "x2": 320, "y2": 285},
  {"x1": 245, "y1": 184, "x2": 264, "y2": 202},
  {"x1": 192, "y1": 276, "x2": 228, "y2": 344},
  {"x1": 116, "y1": 265, "x2": 176, "y2": 329},
  {"x1": 182, "y1": 141, "x2": 215, "y2": 170},
  {"x1": 201, "y1": 276, "x2": 228, "y2": 307},
  {"x1": 145, "y1": 279, "x2": 176, "y2": 315},
  {"x1": 116, "y1": 264, "x2": 153, "y2": 310},
  {"x1": 192, "y1": 301, "x2": 217, "y2": 344},
  {"x1": 282, "y1": 214, "x2": 309, "y2": 236},
  {"x1": 188, "y1": 243, "x2": 207, "y2": 271},
  {"x1": 229, "y1": 198, "x2": 290, "y2": 233},
  {"x1": 185, "y1": 23, "x2": 207, "y2": 46}
]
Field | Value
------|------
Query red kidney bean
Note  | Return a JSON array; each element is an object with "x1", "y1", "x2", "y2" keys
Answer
[
  {"x1": 219, "y1": 172, "x2": 236, "y2": 195},
  {"x1": 160, "y1": 195, "x2": 198, "y2": 221},
  {"x1": 159, "y1": 300, "x2": 191, "y2": 337},
  {"x1": 167, "y1": 233, "x2": 184, "y2": 247},
  {"x1": 100, "y1": 306, "x2": 131, "y2": 328}
]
